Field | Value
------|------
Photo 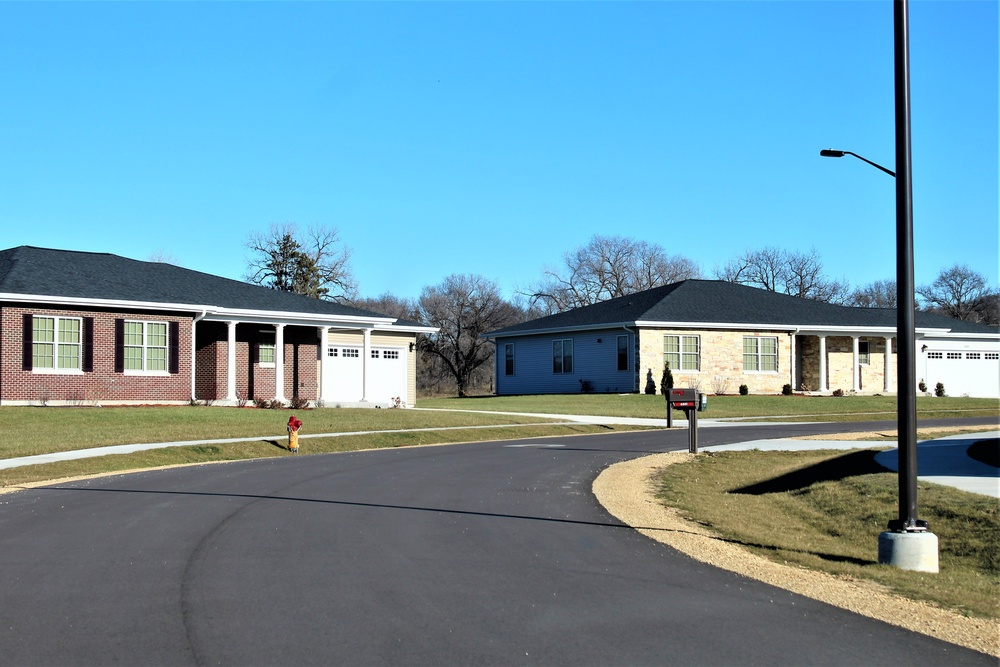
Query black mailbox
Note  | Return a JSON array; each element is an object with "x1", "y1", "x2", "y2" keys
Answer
[{"x1": 667, "y1": 388, "x2": 697, "y2": 409}]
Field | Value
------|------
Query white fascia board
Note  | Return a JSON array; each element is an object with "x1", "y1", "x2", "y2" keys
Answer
[
  {"x1": 921, "y1": 331, "x2": 1000, "y2": 341},
  {"x1": 634, "y1": 319, "x2": 961, "y2": 337},
  {"x1": 483, "y1": 322, "x2": 637, "y2": 340},
  {"x1": 0, "y1": 292, "x2": 418, "y2": 330}
]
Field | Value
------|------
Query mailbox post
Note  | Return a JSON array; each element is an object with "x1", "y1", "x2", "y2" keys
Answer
[{"x1": 666, "y1": 388, "x2": 701, "y2": 453}]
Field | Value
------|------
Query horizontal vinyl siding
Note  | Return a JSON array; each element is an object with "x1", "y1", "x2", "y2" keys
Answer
[{"x1": 495, "y1": 329, "x2": 637, "y2": 395}]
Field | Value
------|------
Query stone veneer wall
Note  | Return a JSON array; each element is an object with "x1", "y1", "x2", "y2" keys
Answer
[{"x1": 638, "y1": 328, "x2": 792, "y2": 395}]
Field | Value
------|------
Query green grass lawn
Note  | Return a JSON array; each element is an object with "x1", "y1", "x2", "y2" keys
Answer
[
  {"x1": 419, "y1": 393, "x2": 1000, "y2": 421},
  {"x1": 655, "y1": 448, "x2": 1000, "y2": 619}
]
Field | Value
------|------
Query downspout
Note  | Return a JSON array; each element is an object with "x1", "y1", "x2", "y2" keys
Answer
[{"x1": 191, "y1": 310, "x2": 207, "y2": 402}]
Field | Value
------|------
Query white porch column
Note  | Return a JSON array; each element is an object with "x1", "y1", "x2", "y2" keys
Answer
[
  {"x1": 852, "y1": 336, "x2": 861, "y2": 392},
  {"x1": 789, "y1": 333, "x2": 797, "y2": 391},
  {"x1": 361, "y1": 328, "x2": 372, "y2": 402},
  {"x1": 884, "y1": 337, "x2": 893, "y2": 393},
  {"x1": 226, "y1": 320, "x2": 238, "y2": 402},
  {"x1": 818, "y1": 335, "x2": 828, "y2": 393},
  {"x1": 317, "y1": 326, "x2": 329, "y2": 404},
  {"x1": 274, "y1": 324, "x2": 286, "y2": 402}
]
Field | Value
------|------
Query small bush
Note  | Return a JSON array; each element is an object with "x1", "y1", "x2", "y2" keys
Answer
[
  {"x1": 781, "y1": 384, "x2": 793, "y2": 396},
  {"x1": 579, "y1": 379, "x2": 594, "y2": 393},
  {"x1": 738, "y1": 384, "x2": 749, "y2": 396},
  {"x1": 660, "y1": 362, "x2": 674, "y2": 395},
  {"x1": 832, "y1": 388, "x2": 845, "y2": 397},
  {"x1": 253, "y1": 397, "x2": 271, "y2": 409},
  {"x1": 935, "y1": 382, "x2": 946, "y2": 397},
  {"x1": 644, "y1": 369, "x2": 657, "y2": 395},
  {"x1": 918, "y1": 380, "x2": 927, "y2": 393},
  {"x1": 289, "y1": 396, "x2": 311, "y2": 410}
]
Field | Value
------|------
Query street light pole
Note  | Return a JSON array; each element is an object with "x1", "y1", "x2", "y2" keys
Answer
[{"x1": 820, "y1": 0, "x2": 937, "y2": 572}]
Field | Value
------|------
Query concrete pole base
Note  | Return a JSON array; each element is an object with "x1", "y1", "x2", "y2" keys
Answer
[{"x1": 878, "y1": 531, "x2": 939, "y2": 572}]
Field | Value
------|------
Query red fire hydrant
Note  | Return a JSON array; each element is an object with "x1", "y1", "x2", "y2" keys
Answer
[{"x1": 287, "y1": 415, "x2": 303, "y2": 454}]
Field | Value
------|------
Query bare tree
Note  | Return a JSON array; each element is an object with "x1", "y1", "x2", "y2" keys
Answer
[
  {"x1": 418, "y1": 274, "x2": 523, "y2": 397},
  {"x1": 351, "y1": 293, "x2": 421, "y2": 322},
  {"x1": 848, "y1": 279, "x2": 898, "y2": 308},
  {"x1": 917, "y1": 264, "x2": 995, "y2": 322},
  {"x1": 527, "y1": 235, "x2": 701, "y2": 313},
  {"x1": 714, "y1": 246, "x2": 848, "y2": 303},
  {"x1": 147, "y1": 249, "x2": 180, "y2": 265},
  {"x1": 245, "y1": 223, "x2": 357, "y2": 302}
]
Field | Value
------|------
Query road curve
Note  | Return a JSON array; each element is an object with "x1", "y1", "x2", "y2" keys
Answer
[{"x1": 0, "y1": 420, "x2": 995, "y2": 666}]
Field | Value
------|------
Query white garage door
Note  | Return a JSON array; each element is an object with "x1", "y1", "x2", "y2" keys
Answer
[
  {"x1": 322, "y1": 345, "x2": 407, "y2": 405},
  {"x1": 923, "y1": 350, "x2": 1000, "y2": 398}
]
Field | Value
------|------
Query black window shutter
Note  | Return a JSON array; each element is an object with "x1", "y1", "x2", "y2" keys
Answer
[
  {"x1": 22, "y1": 314, "x2": 33, "y2": 371},
  {"x1": 169, "y1": 321, "x2": 180, "y2": 374},
  {"x1": 82, "y1": 317, "x2": 94, "y2": 372},
  {"x1": 114, "y1": 319, "x2": 125, "y2": 373}
]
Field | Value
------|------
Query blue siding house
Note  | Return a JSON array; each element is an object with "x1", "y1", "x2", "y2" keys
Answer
[{"x1": 484, "y1": 280, "x2": 1000, "y2": 397}]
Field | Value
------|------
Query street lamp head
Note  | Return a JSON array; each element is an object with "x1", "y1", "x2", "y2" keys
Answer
[{"x1": 820, "y1": 149, "x2": 846, "y2": 158}]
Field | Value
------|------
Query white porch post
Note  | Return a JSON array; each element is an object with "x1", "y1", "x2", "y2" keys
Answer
[
  {"x1": 852, "y1": 336, "x2": 861, "y2": 392},
  {"x1": 361, "y1": 328, "x2": 372, "y2": 402},
  {"x1": 226, "y1": 320, "x2": 238, "y2": 403},
  {"x1": 274, "y1": 324, "x2": 286, "y2": 402},
  {"x1": 789, "y1": 333, "x2": 797, "y2": 391},
  {"x1": 317, "y1": 326, "x2": 329, "y2": 404},
  {"x1": 884, "y1": 336, "x2": 893, "y2": 393},
  {"x1": 818, "y1": 335, "x2": 828, "y2": 393}
]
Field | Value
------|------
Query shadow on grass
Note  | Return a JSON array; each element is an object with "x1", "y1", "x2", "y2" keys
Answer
[
  {"x1": 731, "y1": 450, "x2": 888, "y2": 495},
  {"x1": 968, "y1": 438, "x2": 999, "y2": 468}
]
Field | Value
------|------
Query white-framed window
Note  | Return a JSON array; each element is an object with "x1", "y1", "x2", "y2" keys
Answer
[
  {"x1": 743, "y1": 336, "x2": 778, "y2": 372},
  {"x1": 371, "y1": 349, "x2": 380, "y2": 359},
  {"x1": 124, "y1": 320, "x2": 168, "y2": 372},
  {"x1": 927, "y1": 352, "x2": 943, "y2": 359},
  {"x1": 966, "y1": 352, "x2": 981, "y2": 360},
  {"x1": 859, "y1": 341, "x2": 870, "y2": 365},
  {"x1": 33, "y1": 316, "x2": 82, "y2": 372},
  {"x1": 553, "y1": 339, "x2": 573, "y2": 374},
  {"x1": 986, "y1": 352, "x2": 999, "y2": 360},
  {"x1": 383, "y1": 349, "x2": 400, "y2": 360},
  {"x1": 617, "y1": 335, "x2": 629, "y2": 371},
  {"x1": 343, "y1": 348, "x2": 359, "y2": 358},
  {"x1": 946, "y1": 352, "x2": 962, "y2": 360},
  {"x1": 258, "y1": 331, "x2": 276, "y2": 366},
  {"x1": 664, "y1": 335, "x2": 699, "y2": 371},
  {"x1": 504, "y1": 343, "x2": 515, "y2": 376}
]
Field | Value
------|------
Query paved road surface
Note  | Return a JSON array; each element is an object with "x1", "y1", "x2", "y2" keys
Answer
[{"x1": 0, "y1": 420, "x2": 995, "y2": 665}]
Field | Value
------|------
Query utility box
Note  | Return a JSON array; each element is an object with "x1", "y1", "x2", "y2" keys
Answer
[{"x1": 698, "y1": 392, "x2": 708, "y2": 412}]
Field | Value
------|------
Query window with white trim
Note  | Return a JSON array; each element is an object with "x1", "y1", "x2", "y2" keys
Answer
[
  {"x1": 946, "y1": 352, "x2": 962, "y2": 360},
  {"x1": 553, "y1": 339, "x2": 573, "y2": 374},
  {"x1": 743, "y1": 336, "x2": 778, "y2": 372},
  {"x1": 859, "y1": 341, "x2": 870, "y2": 365},
  {"x1": 986, "y1": 352, "x2": 999, "y2": 360},
  {"x1": 33, "y1": 316, "x2": 82, "y2": 371},
  {"x1": 966, "y1": 352, "x2": 981, "y2": 360},
  {"x1": 343, "y1": 348, "x2": 359, "y2": 358},
  {"x1": 383, "y1": 350, "x2": 400, "y2": 360},
  {"x1": 124, "y1": 320, "x2": 168, "y2": 372},
  {"x1": 258, "y1": 331, "x2": 275, "y2": 366},
  {"x1": 664, "y1": 335, "x2": 699, "y2": 371},
  {"x1": 927, "y1": 352, "x2": 943, "y2": 359}
]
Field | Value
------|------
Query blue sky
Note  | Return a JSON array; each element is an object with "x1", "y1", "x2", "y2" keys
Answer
[{"x1": 1, "y1": 1, "x2": 996, "y2": 302}]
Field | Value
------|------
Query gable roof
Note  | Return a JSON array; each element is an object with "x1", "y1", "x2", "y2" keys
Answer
[
  {"x1": 0, "y1": 246, "x2": 431, "y2": 330},
  {"x1": 487, "y1": 279, "x2": 999, "y2": 337}
]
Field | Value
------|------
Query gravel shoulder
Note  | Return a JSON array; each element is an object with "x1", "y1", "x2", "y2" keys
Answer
[{"x1": 592, "y1": 451, "x2": 1000, "y2": 658}]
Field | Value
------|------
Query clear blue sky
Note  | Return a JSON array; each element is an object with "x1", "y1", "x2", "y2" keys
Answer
[{"x1": 1, "y1": 1, "x2": 996, "y2": 302}]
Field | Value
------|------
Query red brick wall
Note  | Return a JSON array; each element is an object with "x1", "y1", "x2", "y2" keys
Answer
[
  {"x1": 3, "y1": 306, "x2": 321, "y2": 405},
  {"x1": 1, "y1": 305, "x2": 192, "y2": 404}
]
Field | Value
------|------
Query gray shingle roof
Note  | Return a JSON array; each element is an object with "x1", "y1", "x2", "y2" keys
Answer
[
  {"x1": 488, "y1": 280, "x2": 998, "y2": 335},
  {"x1": 0, "y1": 246, "x2": 398, "y2": 321}
]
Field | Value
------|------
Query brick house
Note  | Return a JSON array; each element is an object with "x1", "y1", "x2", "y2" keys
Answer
[
  {"x1": 0, "y1": 246, "x2": 435, "y2": 407},
  {"x1": 485, "y1": 280, "x2": 1000, "y2": 398}
]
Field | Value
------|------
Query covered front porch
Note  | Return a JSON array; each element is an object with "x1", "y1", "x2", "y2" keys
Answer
[{"x1": 792, "y1": 332, "x2": 896, "y2": 395}]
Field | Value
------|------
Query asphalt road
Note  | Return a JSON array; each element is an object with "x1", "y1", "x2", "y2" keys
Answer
[{"x1": 1, "y1": 419, "x2": 996, "y2": 666}]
